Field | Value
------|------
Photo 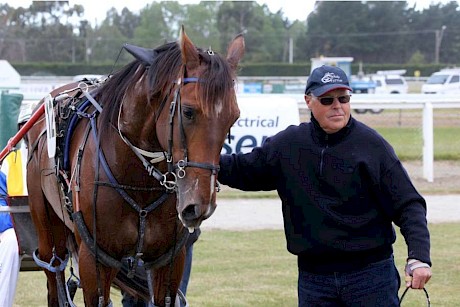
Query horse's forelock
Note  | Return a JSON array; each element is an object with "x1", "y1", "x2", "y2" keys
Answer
[
  {"x1": 197, "y1": 52, "x2": 237, "y2": 118},
  {"x1": 148, "y1": 42, "x2": 182, "y2": 102},
  {"x1": 148, "y1": 44, "x2": 237, "y2": 118}
]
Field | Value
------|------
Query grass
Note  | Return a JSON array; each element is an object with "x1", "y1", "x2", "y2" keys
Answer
[
  {"x1": 14, "y1": 270, "x2": 123, "y2": 306},
  {"x1": 15, "y1": 223, "x2": 460, "y2": 306},
  {"x1": 218, "y1": 189, "x2": 278, "y2": 199},
  {"x1": 377, "y1": 127, "x2": 460, "y2": 160}
]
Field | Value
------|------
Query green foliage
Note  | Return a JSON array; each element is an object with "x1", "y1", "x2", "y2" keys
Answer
[
  {"x1": 134, "y1": 2, "x2": 171, "y2": 44},
  {"x1": 297, "y1": 1, "x2": 460, "y2": 65},
  {"x1": 3, "y1": 1, "x2": 460, "y2": 69},
  {"x1": 408, "y1": 50, "x2": 426, "y2": 65},
  {"x1": 181, "y1": 2, "x2": 220, "y2": 48}
]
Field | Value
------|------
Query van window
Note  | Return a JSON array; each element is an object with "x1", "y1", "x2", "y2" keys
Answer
[
  {"x1": 449, "y1": 75, "x2": 459, "y2": 83},
  {"x1": 386, "y1": 78, "x2": 404, "y2": 85},
  {"x1": 426, "y1": 74, "x2": 449, "y2": 84}
]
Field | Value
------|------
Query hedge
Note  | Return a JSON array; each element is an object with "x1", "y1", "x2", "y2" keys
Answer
[{"x1": 11, "y1": 62, "x2": 458, "y2": 77}]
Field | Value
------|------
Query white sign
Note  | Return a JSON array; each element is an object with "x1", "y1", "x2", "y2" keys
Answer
[
  {"x1": 0, "y1": 60, "x2": 20, "y2": 89},
  {"x1": 223, "y1": 95, "x2": 300, "y2": 154},
  {"x1": 19, "y1": 83, "x2": 57, "y2": 100}
]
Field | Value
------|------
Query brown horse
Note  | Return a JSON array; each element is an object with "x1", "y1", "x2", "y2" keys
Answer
[{"x1": 26, "y1": 27, "x2": 244, "y2": 306}]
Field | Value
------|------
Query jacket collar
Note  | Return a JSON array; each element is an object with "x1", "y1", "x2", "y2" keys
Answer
[{"x1": 310, "y1": 114, "x2": 354, "y2": 145}]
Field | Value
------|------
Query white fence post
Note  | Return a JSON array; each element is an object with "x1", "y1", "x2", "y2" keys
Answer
[{"x1": 422, "y1": 102, "x2": 434, "y2": 182}]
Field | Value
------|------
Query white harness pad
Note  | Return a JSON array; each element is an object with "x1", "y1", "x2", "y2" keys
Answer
[{"x1": 44, "y1": 94, "x2": 56, "y2": 158}]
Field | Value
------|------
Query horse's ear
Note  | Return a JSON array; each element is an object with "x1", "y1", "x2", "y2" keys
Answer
[
  {"x1": 179, "y1": 25, "x2": 200, "y2": 71},
  {"x1": 226, "y1": 34, "x2": 245, "y2": 71}
]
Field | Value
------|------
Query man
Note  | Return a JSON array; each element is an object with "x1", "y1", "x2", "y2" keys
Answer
[
  {"x1": 219, "y1": 65, "x2": 431, "y2": 306},
  {"x1": 0, "y1": 108, "x2": 30, "y2": 307}
]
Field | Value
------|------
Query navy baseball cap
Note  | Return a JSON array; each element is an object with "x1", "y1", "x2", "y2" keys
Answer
[{"x1": 305, "y1": 65, "x2": 352, "y2": 96}]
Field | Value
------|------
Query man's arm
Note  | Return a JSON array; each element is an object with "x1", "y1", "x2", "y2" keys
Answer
[{"x1": 396, "y1": 202, "x2": 432, "y2": 289}]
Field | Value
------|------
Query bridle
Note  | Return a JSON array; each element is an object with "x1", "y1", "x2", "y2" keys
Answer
[
  {"x1": 118, "y1": 73, "x2": 221, "y2": 192},
  {"x1": 163, "y1": 76, "x2": 220, "y2": 190}
]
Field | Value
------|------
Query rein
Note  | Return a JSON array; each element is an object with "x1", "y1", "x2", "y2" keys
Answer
[{"x1": 399, "y1": 287, "x2": 430, "y2": 306}]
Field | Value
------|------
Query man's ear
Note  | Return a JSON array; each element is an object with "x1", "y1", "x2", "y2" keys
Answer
[{"x1": 305, "y1": 95, "x2": 312, "y2": 109}]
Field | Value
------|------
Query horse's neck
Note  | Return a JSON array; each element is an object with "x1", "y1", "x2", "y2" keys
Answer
[
  {"x1": 117, "y1": 96, "x2": 163, "y2": 154},
  {"x1": 99, "y1": 120, "x2": 167, "y2": 188}
]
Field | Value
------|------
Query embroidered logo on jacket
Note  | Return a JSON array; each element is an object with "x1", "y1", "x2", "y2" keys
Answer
[{"x1": 321, "y1": 72, "x2": 343, "y2": 84}]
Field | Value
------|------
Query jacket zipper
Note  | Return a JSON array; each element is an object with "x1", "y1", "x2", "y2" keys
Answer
[{"x1": 320, "y1": 135, "x2": 329, "y2": 177}]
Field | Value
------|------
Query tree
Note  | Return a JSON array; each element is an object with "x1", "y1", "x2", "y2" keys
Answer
[
  {"x1": 0, "y1": 1, "x2": 86, "y2": 63},
  {"x1": 298, "y1": 1, "x2": 460, "y2": 65},
  {"x1": 408, "y1": 2, "x2": 460, "y2": 64},
  {"x1": 134, "y1": 2, "x2": 170, "y2": 47},
  {"x1": 216, "y1": 1, "x2": 289, "y2": 62},
  {"x1": 0, "y1": 4, "x2": 27, "y2": 61},
  {"x1": 289, "y1": 20, "x2": 307, "y2": 63},
  {"x1": 104, "y1": 7, "x2": 141, "y2": 39},
  {"x1": 179, "y1": 1, "x2": 220, "y2": 50},
  {"x1": 298, "y1": 1, "x2": 369, "y2": 61},
  {"x1": 408, "y1": 50, "x2": 426, "y2": 65},
  {"x1": 217, "y1": 1, "x2": 255, "y2": 51},
  {"x1": 90, "y1": 19, "x2": 128, "y2": 64},
  {"x1": 23, "y1": 1, "x2": 82, "y2": 62},
  {"x1": 2, "y1": 1, "x2": 460, "y2": 66},
  {"x1": 87, "y1": 7, "x2": 142, "y2": 65}
]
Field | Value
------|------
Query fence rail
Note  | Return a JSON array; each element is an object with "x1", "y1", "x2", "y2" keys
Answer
[
  {"x1": 16, "y1": 93, "x2": 460, "y2": 182},
  {"x1": 236, "y1": 93, "x2": 460, "y2": 182}
]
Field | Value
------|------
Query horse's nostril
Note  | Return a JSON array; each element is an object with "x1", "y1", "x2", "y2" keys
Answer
[{"x1": 182, "y1": 204, "x2": 200, "y2": 220}]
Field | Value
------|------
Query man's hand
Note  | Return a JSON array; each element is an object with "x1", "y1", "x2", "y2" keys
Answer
[{"x1": 405, "y1": 259, "x2": 432, "y2": 289}]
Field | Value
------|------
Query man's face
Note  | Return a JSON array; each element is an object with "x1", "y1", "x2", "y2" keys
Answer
[{"x1": 304, "y1": 89, "x2": 351, "y2": 134}]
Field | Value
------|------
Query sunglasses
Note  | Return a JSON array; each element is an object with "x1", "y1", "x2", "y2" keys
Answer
[{"x1": 314, "y1": 94, "x2": 351, "y2": 106}]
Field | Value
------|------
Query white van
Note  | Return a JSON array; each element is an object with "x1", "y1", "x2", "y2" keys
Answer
[
  {"x1": 370, "y1": 71, "x2": 408, "y2": 94},
  {"x1": 354, "y1": 70, "x2": 408, "y2": 114},
  {"x1": 421, "y1": 68, "x2": 460, "y2": 94}
]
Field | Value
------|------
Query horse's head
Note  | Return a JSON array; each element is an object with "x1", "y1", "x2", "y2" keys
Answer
[
  {"x1": 153, "y1": 27, "x2": 244, "y2": 229},
  {"x1": 103, "y1": 27, "x2": 243, "y2": 229}
]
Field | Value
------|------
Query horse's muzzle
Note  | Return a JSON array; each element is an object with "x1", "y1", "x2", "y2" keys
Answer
[{"x1": 179, "y1": 202, "x2": 216, "y2": 228}]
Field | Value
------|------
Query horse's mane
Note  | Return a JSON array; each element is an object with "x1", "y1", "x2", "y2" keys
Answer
[{"x1": 97, "y1": 41, "x2": 238, "y2": 133}]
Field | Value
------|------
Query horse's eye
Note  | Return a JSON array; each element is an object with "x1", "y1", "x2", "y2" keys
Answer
[{"x1": 182, "y1": 107, "x2": 195, "y2": 120}]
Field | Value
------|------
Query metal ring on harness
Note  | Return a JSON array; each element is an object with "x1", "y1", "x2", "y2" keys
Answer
[
  {"x1": 161, "y1": 172, "x2": 177, "y2": 191},
  {"x1": 177, "y1": 159, "x2": 187, "y2": 178}
]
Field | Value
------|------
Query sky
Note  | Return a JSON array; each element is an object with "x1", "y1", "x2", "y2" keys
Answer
[{"x1": 5, "y1": 0, "x2": 459, "y2": 24}]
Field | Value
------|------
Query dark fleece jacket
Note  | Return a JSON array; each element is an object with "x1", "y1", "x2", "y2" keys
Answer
[{"x1": 219, "y1": 116, "x2": 430, "y2": 273}]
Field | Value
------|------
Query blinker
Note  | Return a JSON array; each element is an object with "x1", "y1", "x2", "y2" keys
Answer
[{"x1": 123, "y1": 43, "x2": 158, "y2": 67}]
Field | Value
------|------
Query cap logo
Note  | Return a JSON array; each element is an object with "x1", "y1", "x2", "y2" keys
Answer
[{"x1": 321, "y1": 72, "x2": 343, "y2": 84}]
